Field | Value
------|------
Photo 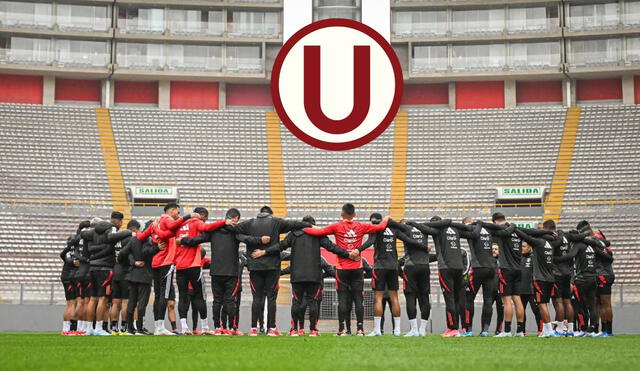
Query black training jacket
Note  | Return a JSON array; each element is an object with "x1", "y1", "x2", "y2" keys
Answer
[
  {"x1": 81, "y1": 221, "x2": 132, "y2": 270},
  {"x1": 119, "y1": 237, "x2": 157, "y2": 285},
  {"x1": 409, "y1": 219, "x2": 473, "y2": 270},
  {"x1": 464, "y1": 222, "x2": 497, "y2": 269},
  {"x1": 359, "y1": 220, "x2": 423, "y2": 270},
  {"x1": 60, "y1": 235, "x2": 78, "y2": 281},
  {"x1": 555, "y1": 238, "x2": 613, "y2": 282},
  {"x1": 181, "y1": 225, "x2": 265, "y2": 277},
  {"x1": 112, "y1": 234, "x2": 132, "y2": 281},
  {"x1": 280, "y1": 229, "x2": 349, "y2": 283},
  {"x1": 71, "y1": 228, "x2": 91, "y2": 280},
  {"x1": 515, "y1": 228, "x2": 559, "y2": 283},
  {"x1": 235, "y1": 213, "x2": 311, "y2": 271}
]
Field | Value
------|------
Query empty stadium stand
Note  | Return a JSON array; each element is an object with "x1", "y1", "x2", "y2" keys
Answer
[{"x1": 0, "y1": 103, "x2": 639, "y2": 304}]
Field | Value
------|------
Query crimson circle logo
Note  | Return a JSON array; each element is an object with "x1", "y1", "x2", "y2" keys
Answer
[{"x1": 271, "y1": 19, "x2": 404, "y2": 151}]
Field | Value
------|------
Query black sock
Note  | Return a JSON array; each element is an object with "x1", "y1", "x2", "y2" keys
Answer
[
  {"x1": 171, "y1": 321, "x2": 177, "y2": 331},
  {"x1": 517, "y1": 322, "x2": 524, "y2": 334},
  {"x1": 111, "y1": 322, "x2": 118, "y2": 332},
  {"x1": 338, "y1": 321, "x2": 344, "y2": 332},
  {"x1": 137, "y1": 319, "x2": 144, "y2": 332},
  {"x1": 505, "y1": 321, "x2": 512, "y2": 333},
  {"x1": 70, "y1": 320, "x2": 77, "y2": 331},
  {"x1": 121, "y1": 321, "x2": 127, "y2": 332},
  {"x1": 609, "y1": 320, "x2": 613, "y2": 334},
  {"x1": 103, "y1": 322, "x2": 108, "y2": 331},
  {"x1": 357, "y1": 322, "x2": 363, "y2": 331}
]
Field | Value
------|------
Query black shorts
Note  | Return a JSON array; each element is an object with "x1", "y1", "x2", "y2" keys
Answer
[
  {"x1": 111, "y1": 279, "x2": 129, "y2": 299},
  {"x1": 402, "y1": 264, "x2": 430, "y2": 295},
  {"x1": 498, "y1": 268, "x2": 521, "y2": 297},
  {"x1": 553, "y1": 274, "x2": 572, "y2": 299},
  {"x1": 534, "y1": 280, "x2": 554, "y2": 304},
  {"x1": 77, "y1": 279, "x2": 91, "y2": 299},
  {"x1": 90, "y1": 270, "x2": 113, "y2": 298},
  {"x1": 372, "y1": 268, "x2": 399, "y2": 291},
  {"x1": 597, "y1": 275, "x2": 615, "y2": 296},
  {"x1": 335, "y1": 268, "x2": 364, "y2": 293},
  {"x1": 62, "y1": 279, "x2": 77, "y2": 301}
]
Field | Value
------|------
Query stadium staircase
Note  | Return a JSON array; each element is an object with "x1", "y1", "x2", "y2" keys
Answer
[
  {"x1": 544, "y1": 107, "x2": 581, "y2": 223},
  {"x1": 95, "y1": 108, "x2": 130, "y2": 225},
  {"x1": 390, "y1": 110, "x2": 409, "y2": 255},
  {"x1": 265, "y1": 111, "x2": 287, "y2": 218}
]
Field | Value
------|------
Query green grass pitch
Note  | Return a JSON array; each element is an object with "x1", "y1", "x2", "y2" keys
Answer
[{"x1": 1, "y1": 333, "x2": 639, "y2": 370}]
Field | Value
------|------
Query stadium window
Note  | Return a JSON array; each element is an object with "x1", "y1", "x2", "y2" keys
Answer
[
  {"x1": 118, "y1": 6, "x2": 164, "y2": 34},
  {"x1": 569, "y1": 2, "x2": 619, "y2": 31},
  {"x1": 313, "y1": 0, "x2": 362, "y2": 22},
  {"x1": 509, "y1": 41, "x2": 561, "y2": 70},
  {"x1": 230, "y1": 11, "x2": 280, "y2": 38},
  {"x1": 226, "y1": 45, "x2": 263, "y2": 73},
  {"x1": 167, "y1": 44, "x2": 222, "y2": 72},
  {"x1": 452, "y1": 8, "x2": 504, "y2": 36},
  {"x1": 411, "y1": 45, "x2": 448, "y2": 74},
  {"x1": 394, "y1": 10, "x2": 448, "y2": 38},
  {"x1": 8, "y1": 36, "x2": 52, "y2": 64},
  {"x1": 116, "y1": 42, "x2": 165, "y2": 70},
  {"x1": 569, "y1": 38, "x2": 621, "y2": 67},
  {"x1": 56, "y1": 4, "x2": 108, "y2": 32},
  {"x1": 451, "y1": 43, "x2": 505, "y2": 72},
  {"x1": 1, "y1": 1, "x2": 53, "y2": 28},
  {"x1": 56, "y1": 39, "x2": 109, "y2": 68},
  {"x1": 624, "y1": 1, "x2": 640, "y2": 27}
]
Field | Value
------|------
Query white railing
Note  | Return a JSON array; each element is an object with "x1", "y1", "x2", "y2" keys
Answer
[
  {"x1": 0, "y1": 48, "x2": 55, "y2": 65},
  {"x1": 226, "y1": 57, "x2": 263, "y2": 73},
  {"x1": 167, "y1": 56, "x2": 223, "y2": 71},
  {"x1": 57, "y1": 51, "x2": 110, "y2": 67},
  {"x1": 569, "y1": 52, "x2": 620, "y2": 67},
  {"x1": 393, "y1": 21, "x2": 448, "y2": 38},
  {"x1": 118, "y1": 54, "x2": 165, "y2": 70},
  {"x1": 57, "y1": 16, "x2": 109, "y2": 32},
  {"x1": 228, "y1": 22, "x2": 280, "y2": 38},
  {"x1": 119, "y1": 19, "x2": 164, "y2": 34},
  {"x1": 167, "y1": 20, "x2": 225, "y2": 36},
  {"x1": 410, "y1": 58, "x2": 449, "y2": 74},
  {"x1": 0, "y1": 12, "x2": 54, "y2": 29}
]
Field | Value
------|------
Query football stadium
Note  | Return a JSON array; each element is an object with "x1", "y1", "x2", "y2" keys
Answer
[{"x1": 1, "y1": 0, "x2": 640, "y2": 370}]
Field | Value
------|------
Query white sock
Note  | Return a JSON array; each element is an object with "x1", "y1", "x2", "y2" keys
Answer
[
  {"x1": 567, "y1": 323, "x2": 574, "y2": 332},
  {"x1": 95, "y1": 321, "x2": 103, "y2": 331},
  {"x1": 180, "y1": 318, "x2": 189, "y2": 331},
  {"x1": 419, "y1": 320, "x2": 428, "y2": 334},
  {"x1": 557, "y1": 321, "x2": 566, "y2": 332},
  {"x1": 77, "y1": 321, "x2": 84, "y2": 331},
  {"x1": 543, "y1": 322, "x2": 552, "y2": 333},
  {"x1": 409, "y1": 319, "x2": 418, "y2": 332},
  {"x1": 201, "y1": 321, "x2": 209, "y2": 331},
  {"x1": 374, "y1": 316, "x2": 381, "y2": 333},
  {"x1": 155, "y1": 320, "x2": 162, "y2": 330},
  {"x1": 393, "y1": 317, "x2": 401, "y2": 333},
  {"x1": 63, "y1": 321, "x2": 70, "y2": 332}
]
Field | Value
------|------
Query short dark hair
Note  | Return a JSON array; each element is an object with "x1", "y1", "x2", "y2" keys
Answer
[
  {"x1": 342, "y1": 203, "x2": 355, "y2": 215},
  {"x1": 369, "y1": 213, "x2": 382, "y2": 221},
  {"x1": 576, "y1": 220, "x2": 590, "y2": 231},
  {"x1": 127, "y1": 219, "x2": 141, "y2": 230},
  {"x1": 111, "y1": 211, "x2": 124, "y2": 220},
  {"x1": 492, "y1": 212, "x2": 506, "y2": 223},
  {"x1": 77, "y1": 220, "x2": 91, "y2": 234},
  {"x1": 144, "y1": 220, "x2": 154, "y2": 231},
  {"x1": 260, "y1": 206, "x2": 273, "y2": 215},
  {"x1": 302, "y1": 215, "x2": 316, "y2": 225},
  {"x1": 542, "y1": 220, "x2": 556, "y2": 230},
  {"x1": 430, "y1": 215, "x2": 442, "y2": 222},
  {"x1": 164, "y1": 202, "x2": 179, "y2": 212},
  {"x1": 226, "y1": 208, "x2": 241, "y2": 219},
  {"x1": 193, "y1": 207, "x2": 208, "y2": 217}
]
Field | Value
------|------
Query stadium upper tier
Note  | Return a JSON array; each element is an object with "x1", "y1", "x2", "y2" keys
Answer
[{"x1": 0, "y1": 103, "x2": 639, "y2": 292}]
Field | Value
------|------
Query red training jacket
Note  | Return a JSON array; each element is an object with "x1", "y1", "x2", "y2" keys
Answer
[
  {"x1": 175, "y1": 219, "x2": 226, "y2": 270},
  {"x1": 304, "y1": 219, "x2": 388, "y2": 269}
]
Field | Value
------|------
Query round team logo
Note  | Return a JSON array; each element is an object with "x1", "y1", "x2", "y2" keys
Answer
[{"x1": 271, "y1": 19, "x2": 403, "y2": 151}]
